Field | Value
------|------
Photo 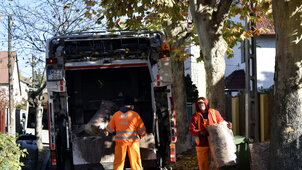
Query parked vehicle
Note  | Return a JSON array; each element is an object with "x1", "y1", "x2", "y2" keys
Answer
[{"x1": 46, "y1": 30, "x2": 177, "y2": 170}]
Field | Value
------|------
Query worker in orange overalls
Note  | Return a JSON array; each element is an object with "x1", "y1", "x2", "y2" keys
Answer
[
  {"x1": 189, "y1": 97, "x2": 232, "y2": 170},
  {"x1": 106, "y1": 96, "x2": 146, "y2": 170}
]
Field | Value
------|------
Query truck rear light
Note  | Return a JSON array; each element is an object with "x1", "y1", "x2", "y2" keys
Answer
[
  {"x1": 170, "y1": 143, "x2": 176, "y2": 162},
  {"x1": 50, "y1": 144, "x2": 55, "y2": 150},
  {"x1": 156, "y1": 74, "x2": 161, "y2": 86},
  {"x1": 51, "y1": 151, "x2": 57, "y2": 169},
  {"x1": 46, "y1": 58, "x2": 57, "y2": 64},
  {"x1": 160, "y1": 50, "x2": 170, "y2": 58},
  {"x1": 171, "y1": 136, "x2": 177, "y2": 143}
]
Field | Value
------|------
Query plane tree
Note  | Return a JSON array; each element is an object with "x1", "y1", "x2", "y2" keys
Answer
[
  {"x1": 83, "y1": 0, "x2": 271, "y2": 152},
  {"x1": 270, "y1": 0, "x2": 302, "y2": 169}
]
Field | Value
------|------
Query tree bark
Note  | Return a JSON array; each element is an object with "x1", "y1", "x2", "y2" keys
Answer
[
  {"x1": 270, "y1": 0, "x2": 302, "y2": 169},
  {"x1": 189, "y1": 0, "x2": 232, "y2": 116},
  {"x1": 171, "y1": 59, "x2": 190, "y2": 153},
  {"x1": 35, "y1": 98, "x2": 44, "y2": 150},
  {"x1": 203, "y1": 36, "x2": 227, "y2": 116},
  {"x1": 164, "y1": 19, "x2": 192, "y2": 153}
]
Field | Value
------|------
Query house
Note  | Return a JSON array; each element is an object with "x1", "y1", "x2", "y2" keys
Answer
[
  {"x1": 224, "y1": 16, "x2": 275, "y2": 140},
  {"x1": 0, "y1": 51, "x2": 29, "y2": 134},
  {"x1": 225, "y1": 16, "x2": 276, "y2": 91},
  {"x1": 184, "y1": 45, "x2": 206, "y2": 97}
]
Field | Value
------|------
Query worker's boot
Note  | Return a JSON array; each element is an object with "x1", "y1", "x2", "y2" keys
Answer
[{"x1": 196, "y1": 146, "x2": 210, "y2": 170}]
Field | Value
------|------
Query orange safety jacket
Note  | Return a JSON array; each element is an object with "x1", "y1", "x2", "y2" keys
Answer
[
  {"x1": 106, "y1": 110, "x2": 146, "y2": 144},
  {"x1": 190, "y1": 109, "x2": 224, "y2": 146}
]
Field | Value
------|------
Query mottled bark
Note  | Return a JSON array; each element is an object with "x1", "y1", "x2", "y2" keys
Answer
[
  {"x1": 32, "y1": 83, "x2": 46, "y2": 151},
  {"x1": 35, "y1": 99, "x2": 43, "y2": 150},
  {"x1": 189, "y1": 0, "x2": 232, "y2": 116},
  {"x1": 270, "y1": 0, "x2": 302, "y2": 169},
  {"x1": 164, "y1": 20, "x2": 191, "y2": 153},
  {"x1": 203, "y1": 36, "x2": 227, "y2": 116},
  {"x1": 171, "y1": 59, "x2": 190, "y2": 153}
]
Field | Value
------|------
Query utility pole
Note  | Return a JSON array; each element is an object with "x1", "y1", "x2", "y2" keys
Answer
[
  {"x1": 32, "y1": 54, "x2": 34, "y2": 87},
  {"x1": 7, "y1": 15, "x2": 15, "y2": 135},
  {"x1": 244, "y1": 3, "x2": 259, "y2": 142},
  {"x1": 1, "y1": 10, "x2": 27, "y2": 135},
  {"x1": 7, "y1": 15, "x2": 16, "y2": 135}
]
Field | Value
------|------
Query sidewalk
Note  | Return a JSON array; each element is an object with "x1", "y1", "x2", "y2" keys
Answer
[{"x1": 166, "y1": 148, "x2": 199, "y2": 170}]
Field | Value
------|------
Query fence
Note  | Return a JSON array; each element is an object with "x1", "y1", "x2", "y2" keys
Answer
[
  {"x1": 0, "y1": 107, "x2": 5, "y2": 133},
  {"x1": 225, "y1": 91, "x2": 273, "y2": 142}
]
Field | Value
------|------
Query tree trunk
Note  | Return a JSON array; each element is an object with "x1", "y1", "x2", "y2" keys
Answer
[
  {"x1": 35, "y1": 99, "x2": 44, "y2": 150},
  {"x1": 203, "y1": 36, "x2": 227, "y2": 116},
  {"x1": 270, "y1": 1, "x2": 302, "y2": 169},
  {"x1": 189, "y1": 2, "x2": 228, "y2": 115},
  {"x1": 163, "y1": 19, "x2": 192, "y2": 153},
  {"x1": 171, "y1": 59, "x2": 191, "y2": 153}
]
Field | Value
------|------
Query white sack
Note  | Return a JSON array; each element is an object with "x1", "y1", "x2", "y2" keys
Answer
[
  {"x1": 84, "y1": 100, "x2": 118, "y2": 136},
  {"x1": 207, "y1": 121, "x2": 237, "y2": 168}
]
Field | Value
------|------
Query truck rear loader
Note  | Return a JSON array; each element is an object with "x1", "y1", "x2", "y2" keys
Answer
[{"x1": 46, "y1": 30, "x2": 177, "y2": 170}]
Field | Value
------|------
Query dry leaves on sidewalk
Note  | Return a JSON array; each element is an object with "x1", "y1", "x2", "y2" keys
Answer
[{"x1": 166, "y1": 148, "x2": 199, "y2": 170}]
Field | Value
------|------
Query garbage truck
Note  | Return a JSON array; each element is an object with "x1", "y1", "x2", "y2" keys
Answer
[{"x1": 45, "y1": 30, "x2": 177, "y2": 170}]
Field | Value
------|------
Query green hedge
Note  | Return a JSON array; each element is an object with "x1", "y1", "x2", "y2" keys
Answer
[{"x1": 0, "y1": 133, "x2": 27, "y2": 170}]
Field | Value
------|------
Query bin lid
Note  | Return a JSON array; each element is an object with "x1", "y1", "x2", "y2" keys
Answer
[{"x1": 234, "y1": 136, "x2": 248, "y2": 145}]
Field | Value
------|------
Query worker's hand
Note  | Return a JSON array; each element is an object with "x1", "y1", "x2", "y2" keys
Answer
[
  {"x1": 199, "y1": 130, "x2": 209, "y2": 137},
  {"x1": 227, "y1": 122, "x2": 232, "y2": 129},
  {"x1": 98, "y1": 126, "x2": 109, "y2": 136}
]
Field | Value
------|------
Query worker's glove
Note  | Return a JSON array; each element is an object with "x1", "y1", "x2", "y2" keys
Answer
[
  {"x1": 199, "y1": 130, "x2": 209, "y2": 137},
  {"x1": 98, "y1": 126, "x2": 109, "y2": 136},
  {"x1": 104, "y1": 130, "x2": 109, "y2": 136}
]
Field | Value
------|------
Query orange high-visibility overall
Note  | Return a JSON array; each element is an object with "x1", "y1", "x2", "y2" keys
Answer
[
  {"x1": 106, "y1": 110, "x2": 146, "y2": 170},
  {"x1": 190, "y1": 105, "x2": 225, "y2": 169},
  {"x1": 195, "y1": 109, "x2": 218, "y2": 170},
  {"x1": 190, "y1": 97, "x2": 225, "y2": 170}
]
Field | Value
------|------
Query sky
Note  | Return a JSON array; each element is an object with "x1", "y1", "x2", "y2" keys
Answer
[
  {"x1": 0, "y1": 0, "x2": 35, "y2": 78},
  {"x1": 0, "y1": 26, "x2": 34, "y2": 78},
  {"x1": 0, "y1": 0, "x2": 102, "y2": 79}
]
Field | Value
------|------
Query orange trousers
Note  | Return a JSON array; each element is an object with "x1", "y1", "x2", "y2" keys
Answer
[
  {"x1": 196, "y1": 146, "x2": 210, "y2": 170},
  {"x1": 114, "y1": 142, "x2": 142, "y2": 170},
  {"x1": 196, "y1": 147, "x2": 219, "y2": 170}
]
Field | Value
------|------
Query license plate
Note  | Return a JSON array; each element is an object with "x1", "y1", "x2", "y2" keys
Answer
[{"x1": 47, "y1": 69, "x2": 63, "y2": 81}]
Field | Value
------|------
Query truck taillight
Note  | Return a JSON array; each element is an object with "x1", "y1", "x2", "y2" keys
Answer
[
  {"x1": 51, "y1": 151, "x2": 57, "y2": 169},
  {"x1": 170, "y1": 143, "x2": 176, "y2": 162},
  {"x1": 46, "y1": 58, "x2": 57, "y2": 64},
  {"x1": 161, "y1": 50, "x2": 170, "y2": 58}
]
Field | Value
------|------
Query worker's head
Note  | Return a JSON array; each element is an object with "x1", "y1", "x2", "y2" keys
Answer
[
  {"x1": 123, "y1": 96, "x2": 135, "y2": 109},
  {"x1": 195, "y1": 97, "x2": 209, "y2": 113}
]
